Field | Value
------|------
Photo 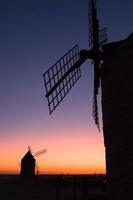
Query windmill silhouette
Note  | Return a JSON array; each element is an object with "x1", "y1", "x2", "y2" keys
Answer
[
  {"x1": 43, "y1": 0, "x2": 107, "y2": 131},
  {"x1": 43, "y1": 0, "x2": 133, "y2": 199},
  {"x1": 20, "y1": 146, "x2": 47, "y2": 179}
]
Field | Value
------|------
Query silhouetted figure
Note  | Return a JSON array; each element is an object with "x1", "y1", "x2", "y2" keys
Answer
[
  {"x1": 103, "y1": 179, "x2": 107, "y2": 193},
  {"x1": 56, "y1": 175, "x2": 62, "y2": 200},
  {"x1": 72, "y1": 175, "x2": 77, "y2": 200},
  {"x1": 82, "y1": 176, "x2": 88, "y2": 200}
]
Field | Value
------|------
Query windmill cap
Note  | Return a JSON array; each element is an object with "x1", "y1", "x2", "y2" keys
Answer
[
  {"x1": 102, "y1": 32, "x2": 133, "y2": 58},
  {"x1": 115, "y1": 32, "x2": 133, "y2": 52},
  {"x1": 22, "y1": 150, "x2": 35, "y2": 161}
]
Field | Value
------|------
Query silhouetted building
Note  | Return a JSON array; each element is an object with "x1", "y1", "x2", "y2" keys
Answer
[
  {"x1": 101, "y1": 33, "x2": 133, "y2": 200},
  {"x1": 20, "y1": 150, "x2": 35, "y2": 179}
]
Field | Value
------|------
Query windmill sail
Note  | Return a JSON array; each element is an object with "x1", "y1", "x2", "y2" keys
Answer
[
  {"x1": 43, "y1": 45, "x2": 84, "y2": 114},
  {"x1": 43, "y1": 0, "x2": 108, "y2": 131},
  {"x1": 89, "y1": 0, "x2": 101, "y2": 131},
  {"x1": 99, "y1": 28, "x2": 108, "y2": 46},
  {"x1": 34, "y1": 149, "x2": 47, "y2": 157}
]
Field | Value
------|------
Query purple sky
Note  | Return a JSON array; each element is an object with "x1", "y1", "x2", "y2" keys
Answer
[{"x1": 0, "y1": 0, "x2": 133, "y2": 173}]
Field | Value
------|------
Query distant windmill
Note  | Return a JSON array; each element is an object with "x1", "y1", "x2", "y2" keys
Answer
[
  {"x1": 43, "y1": 0, "x2": 133, "y2": 200},
  {"x1": 20, "y1": 146, "x2": 47, "y2": 179}
]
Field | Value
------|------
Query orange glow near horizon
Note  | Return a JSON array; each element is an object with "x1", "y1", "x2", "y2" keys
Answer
[{"x1": 0, "y1": 127, "x2": 106, "y2": 174}]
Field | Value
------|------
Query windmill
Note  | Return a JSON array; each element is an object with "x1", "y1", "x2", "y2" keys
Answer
[
  {"x1": 20, "y1": 146, "x2": 47, "y2": 179},
  {"x1": 43, "y1": 0, "x2": 107, "y2": 131},
  {"x1": 43, "y1": 1, "x2": 133, "y2": 199}
]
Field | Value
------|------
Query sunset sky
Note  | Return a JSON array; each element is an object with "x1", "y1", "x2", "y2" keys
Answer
[{"x1": 0, "y1": 0, "x2": 133, "y2": 174}]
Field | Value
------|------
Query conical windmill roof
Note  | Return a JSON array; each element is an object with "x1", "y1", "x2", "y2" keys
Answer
[
  {"x1": 22, "y1": 150, "x2": 35, "y2": 161},
  {"x1": 115, "y1": 32, "x2": 133, "y2": 53},
  {"x1": 102, "y1": 32, "x2": 133, "y2": 61}
]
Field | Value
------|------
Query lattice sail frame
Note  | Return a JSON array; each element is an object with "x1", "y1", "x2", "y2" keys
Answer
[
  {"x1": 99, "y1": 28, "x2": 108, "y2": 46},
  {"x1": 89, "y1": 1, "x2": 107, "y2": 48},
  {"x1": 88, "y1": 0, "x2": 107, "y2": 131},
  {"x1": 88, "y1": 0, "x2": 95, "y2": 49},
  {"x1": 43, "y1": 45, "x2": 81, "y2": 114},
  {"x1": 89, "y1": 0, "x2": 101, "y2": 131}
]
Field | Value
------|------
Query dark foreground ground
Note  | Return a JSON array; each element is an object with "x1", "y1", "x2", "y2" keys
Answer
[{"x1": 0, "y1": 174, "x2": 107, "y2": 200}]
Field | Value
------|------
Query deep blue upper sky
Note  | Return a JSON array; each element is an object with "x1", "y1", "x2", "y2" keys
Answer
[{"x1": 0, "y1": 0, "x2": 133, "y2": 137}]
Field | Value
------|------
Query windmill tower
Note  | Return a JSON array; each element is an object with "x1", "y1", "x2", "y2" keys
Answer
[
  {"x1": 101, "y1": 33, "x2": 133, "y2": 200},
  {"x1": 20, "y1": 147, "x2": 47, "y2": 179},
  {"x1": 43, "y1": 0, "x2": 133, "y2": 199}
]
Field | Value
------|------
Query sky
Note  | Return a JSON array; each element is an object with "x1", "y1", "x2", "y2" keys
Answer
[{"x1": 0, "y1": 0, "x2": 133, "y2": 174}]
